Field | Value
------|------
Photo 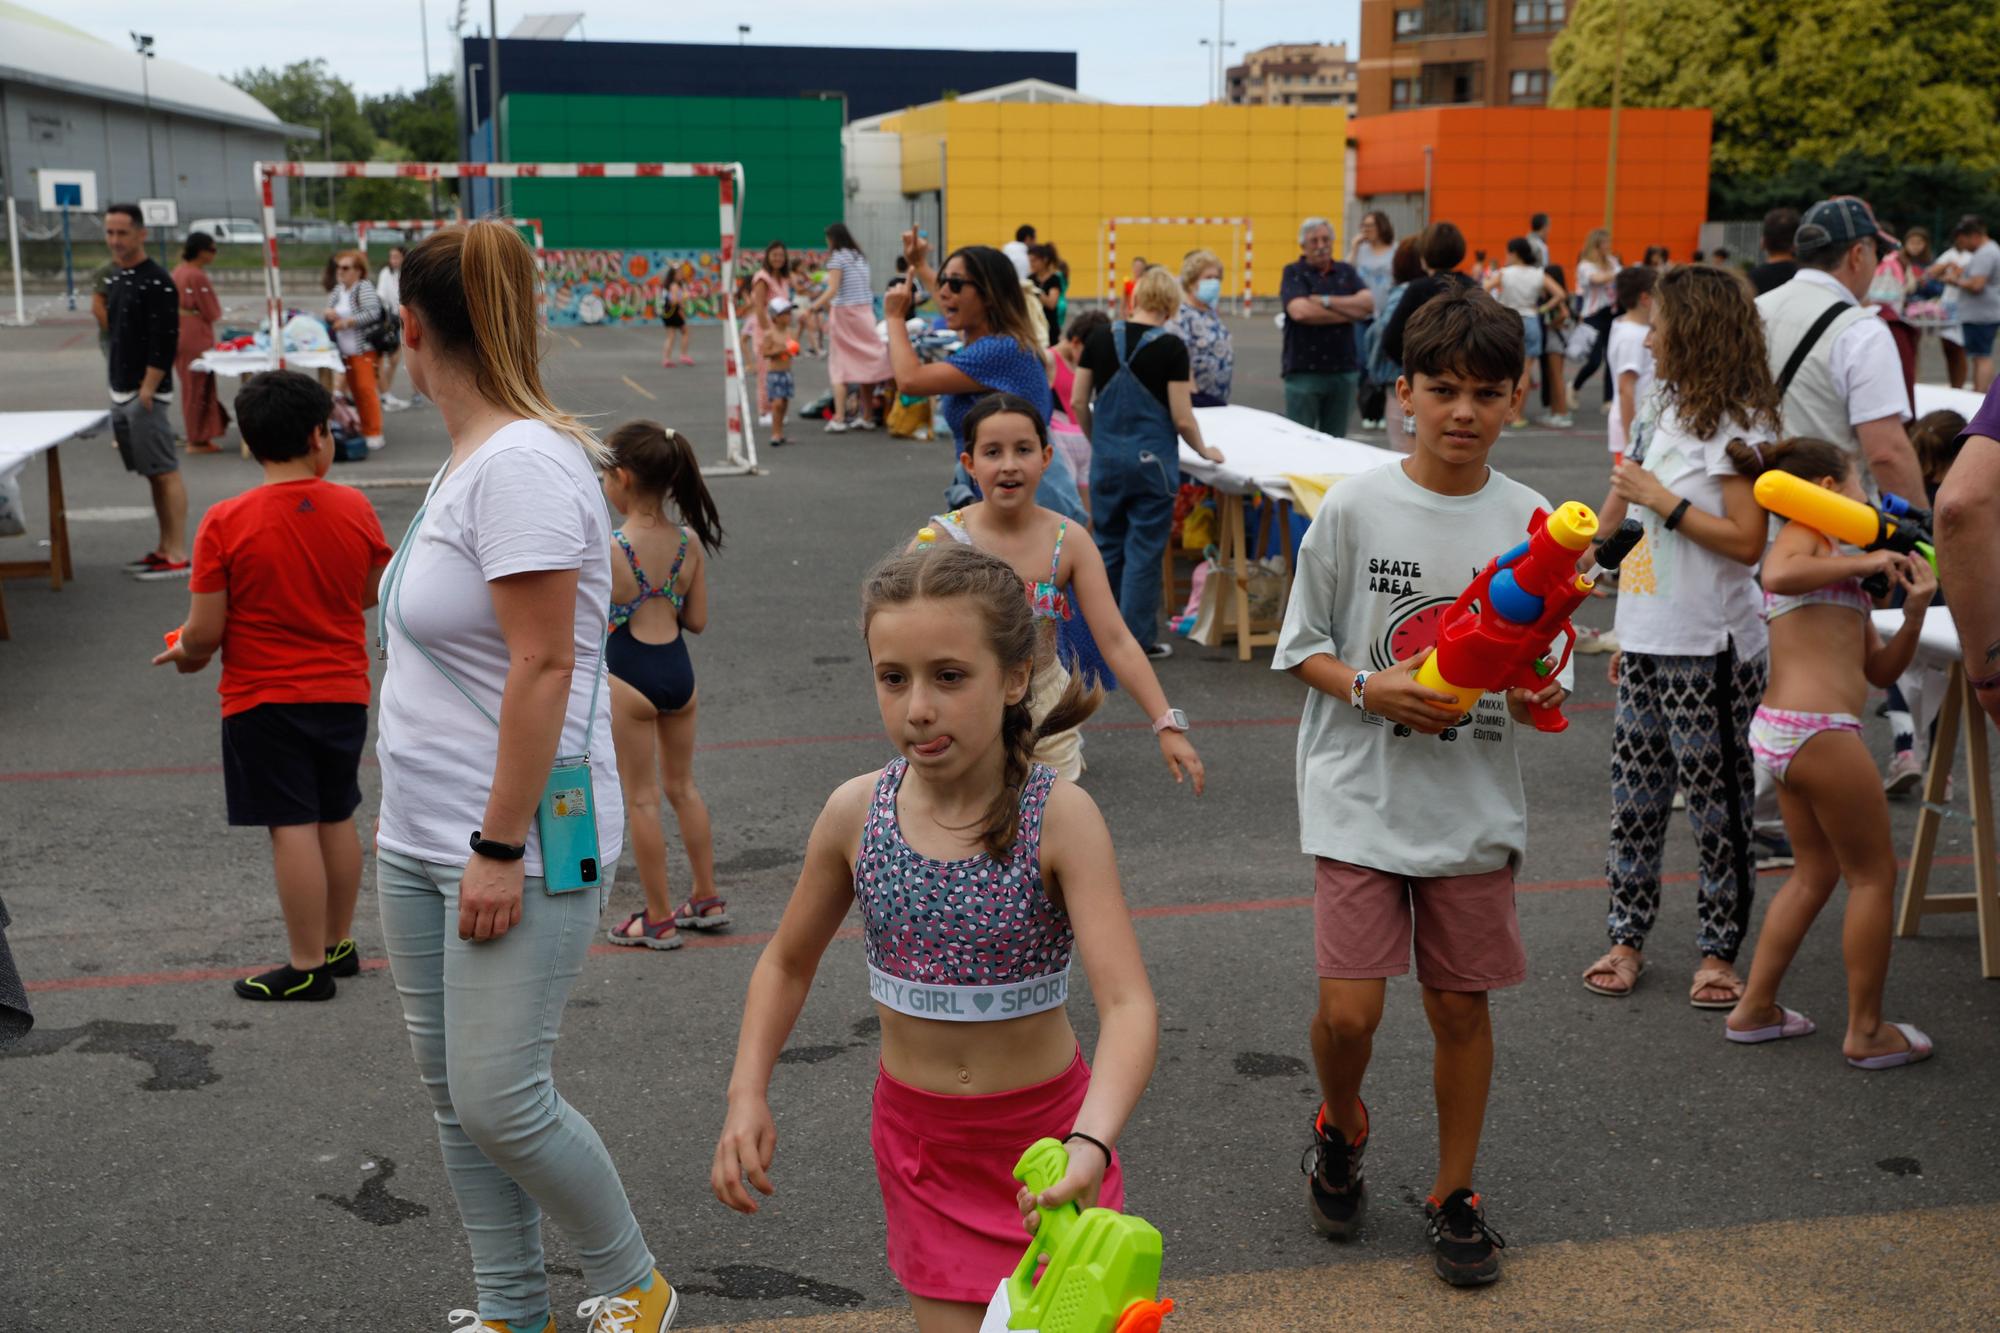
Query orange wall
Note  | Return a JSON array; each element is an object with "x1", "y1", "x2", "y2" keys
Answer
[{"x1": 1354, "y1": 108, "x2": 1713, "y2": 273}]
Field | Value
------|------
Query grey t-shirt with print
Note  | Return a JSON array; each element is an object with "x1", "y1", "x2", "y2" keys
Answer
[{"x1": 1273, "y1": 461, "x2": 1572, "y2": 878}]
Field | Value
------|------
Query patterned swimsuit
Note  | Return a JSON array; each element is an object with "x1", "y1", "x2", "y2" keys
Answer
[
  {"x1": 1750, "y1": 567, "x2": 1873, "y2": 782},
  {"x1": 854, "y1": 758, "x2": 1074, "y2": 1021}
]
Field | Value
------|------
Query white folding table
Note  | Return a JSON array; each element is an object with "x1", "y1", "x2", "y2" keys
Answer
[{"x1": 0, "y1": 410, "x2": 106, "y2": 640}]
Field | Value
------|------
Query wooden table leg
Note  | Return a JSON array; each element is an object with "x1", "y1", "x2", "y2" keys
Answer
[
  {"x1": 1897, "y1": 662, "x2": 1960, "y2": 938},
  {"x1": 1227, "y1": 493, "x2": 1252, "y2": 662},
  {"x1": 0, "y1": 581, "x2": 10, "y2": 640},
  {"x1": 46, "y1": 446, "x2": 70, "y2": 588},
  {"x1": 1962, "y1": 672, "x2": 2000, "y2": 978}
]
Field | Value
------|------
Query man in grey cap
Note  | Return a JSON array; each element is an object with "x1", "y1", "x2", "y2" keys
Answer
[{"x1": 1755, "y1": 196, "x2": 1923, "y2": 500}]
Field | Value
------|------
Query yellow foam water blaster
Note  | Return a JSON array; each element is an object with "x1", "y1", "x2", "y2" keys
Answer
[
  {"x1": 1752, "y1": 470, "x2": 1936, "y2": 567},
  {"x1": 978, "y1": 1139, "x2": 1173, "y2": 1333},
  {"x1": 917, "y1": 526, "x2": 938, "y2": 546}
]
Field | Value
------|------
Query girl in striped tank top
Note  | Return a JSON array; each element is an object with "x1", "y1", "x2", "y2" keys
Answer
[{"x1": 711, "y1": 542, "x2": 1159, "y2": 1330}]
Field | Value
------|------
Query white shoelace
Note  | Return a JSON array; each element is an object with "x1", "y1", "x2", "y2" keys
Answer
[
  {"x1": 444, "y1": 1312, "x2": 492, "y2": 1332},
  {"x1": 575, "y1": 1294, "x2": 642, "y2": 1332}
]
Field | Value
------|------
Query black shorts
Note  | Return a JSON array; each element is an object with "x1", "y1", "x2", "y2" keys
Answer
[
  {"x1": 662, "y1": 309, "x2": 686, "y2": 328},
  {"x1": 221, "y1": 702, "x2": 367, "y2": 827}
]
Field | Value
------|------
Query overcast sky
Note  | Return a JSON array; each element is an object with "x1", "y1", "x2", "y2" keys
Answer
[{"x1": 52, "y1": 0, "x2": 1360, "y2": 105}]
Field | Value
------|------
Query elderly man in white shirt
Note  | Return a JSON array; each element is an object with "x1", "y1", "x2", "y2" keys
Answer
[{"x1": 1755, "y1": 196, "x2": 1923, "y2": 501}]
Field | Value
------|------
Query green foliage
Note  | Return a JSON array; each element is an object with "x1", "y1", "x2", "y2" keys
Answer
[
  {"x1": 233, "y1": 62, "x2": 452, "y2": 222},
  {"x1": 1551, "y1": 0, "x2": 2000, "y2": 221},
  {"x1": 364, "y1": 76, "x2": 458, "y2": 164}
]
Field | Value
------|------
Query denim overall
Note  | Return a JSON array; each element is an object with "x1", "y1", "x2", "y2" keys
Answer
[{"x1": 1089, "y1": 322, "x2": 1180, "y2": 650}]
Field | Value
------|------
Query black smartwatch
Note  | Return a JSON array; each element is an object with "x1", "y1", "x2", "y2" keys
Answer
[
  {"x1": 469, "y1": 831, "x2": 527, "y2": 862},
  {"x1": 1663, "y1": 497, "x2": 1692, "y2": 531}
]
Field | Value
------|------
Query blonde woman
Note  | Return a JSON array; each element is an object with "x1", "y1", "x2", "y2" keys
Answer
[
  {"x1": 323, "y1": 250, "x2": 386, "y2": 450},
  {"x1": 1166, "y1": 248, "x2": 1234, "y2": 406},
  {"x1": 377, "y1": 221, "x2": 677, "y2": 1332}
]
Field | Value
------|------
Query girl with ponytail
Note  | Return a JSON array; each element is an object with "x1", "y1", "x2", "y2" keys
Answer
[
  {"x1": 712, "y1": 542, "x2": 1159, "y2": 1332},
  {"x1": 600, "y1": 420, "x2": 728, "y2": 950},
  {"x1": 375, "y1": 220, "x2": 678, "y2": 1331}
]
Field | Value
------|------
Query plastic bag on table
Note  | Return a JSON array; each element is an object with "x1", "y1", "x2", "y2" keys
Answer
[{"x1": 0, "y1": 462, "x2": 27, "y2": 538}]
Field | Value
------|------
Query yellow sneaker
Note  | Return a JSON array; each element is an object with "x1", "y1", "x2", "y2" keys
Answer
[
  {"x1": 576, "y1": 1269, "x2": 679, "y2": 1332},
  {"x1": 445, "y1": 1313, "x2": 555, "y2": 1333}
]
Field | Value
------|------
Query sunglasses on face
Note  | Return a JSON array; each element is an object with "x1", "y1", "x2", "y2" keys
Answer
[
  {"x1": 337, "y1": 263, "x2": 358, "y2": 271},
  {"x1": 938, "y1": 275, "x2": 980, "y2": 295}
]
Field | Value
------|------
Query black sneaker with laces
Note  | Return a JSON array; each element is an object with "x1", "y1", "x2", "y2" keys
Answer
[
  {"x1": 1300, "y1": 1099, "x2": 1368, "y2": 1240},
  {"x1": 1424, "y1": 1187, "x2": 1506, "y2": 1286},
  {"x1": 323, "y1": 938, "x2": 360, "y2": 978}
]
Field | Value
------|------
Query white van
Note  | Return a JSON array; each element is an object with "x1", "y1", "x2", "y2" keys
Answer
[{"x1": 186, "y1": 218, "x2": 266, "y2": 245}]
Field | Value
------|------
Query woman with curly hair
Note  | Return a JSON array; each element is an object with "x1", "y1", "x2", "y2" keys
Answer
[{"x1": 1581, "y1": 264, "x2": 1778, "y2": 1010}]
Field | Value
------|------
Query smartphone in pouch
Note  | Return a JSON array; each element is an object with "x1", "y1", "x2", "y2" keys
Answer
[{"x1": 538, "y1": 756, "x2": 600, "y2": 894}]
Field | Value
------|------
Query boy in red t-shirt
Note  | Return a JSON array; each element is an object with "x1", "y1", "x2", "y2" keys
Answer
[{"x1": 154, "y1": 370, "x2": 392, "y2": 1002}]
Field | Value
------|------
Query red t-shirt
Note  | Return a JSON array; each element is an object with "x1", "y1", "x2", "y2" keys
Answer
[{"x1": 191, "y1": 478, "x2": 393, "y2": 716}]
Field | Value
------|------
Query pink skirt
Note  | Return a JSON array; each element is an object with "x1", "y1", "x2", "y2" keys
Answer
[
  {"x1": 871, "y1": 1047, "x2": 1124, "y2": 1303},
  {"x1": 828, "y1": 303, "x2": 893, "y2": 385}
]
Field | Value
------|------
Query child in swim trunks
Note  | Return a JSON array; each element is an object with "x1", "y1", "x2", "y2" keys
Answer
[
  {"x1": 601, "y1": 421, "x2": 729, "y2": 950},
  {"x1": 1725, "y1": 437, "x2": 1938, "y2": 1069},
  {"x1": 710, "y1": 542, "x2": 1159, "y2": 1332}
]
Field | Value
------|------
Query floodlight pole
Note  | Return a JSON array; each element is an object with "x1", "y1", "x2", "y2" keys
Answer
[
  {"x1": 134, "y1": 33, "x2": 159, "y2": 262},
  {"x1": 1605, "y1": 0, "x2": 1625, "y2": 233}
]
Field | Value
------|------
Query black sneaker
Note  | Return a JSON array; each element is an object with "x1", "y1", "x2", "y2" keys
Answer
[
  {"x1": 1300, "y1": 1099, "x2": 1368, "y2": 1240},
  {"x1": 1424, "y1": 1188, "x2": 1506, "y2": 1286},
  {"x1": 323, "y1": 938, "x2": 360, "y2": 978},
  {"x1": 233, "y1": 963, "x2": 335, "y2": 1002}
]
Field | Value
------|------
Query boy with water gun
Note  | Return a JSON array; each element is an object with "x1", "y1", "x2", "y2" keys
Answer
[{"x1": 1272, "y1": 288, "x2": 1582, "y2": 1287}]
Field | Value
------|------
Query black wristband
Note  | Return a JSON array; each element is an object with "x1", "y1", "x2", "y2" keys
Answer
[
  {"x1": 1064, "y1": 1131, "x2": 1113, "y2": 1165},
  {"x1": 469, "y1": 831, "x2": 527, "y2": 862},
  {"x1": 1663, "y1": 497, "x2": 1692, "y2": 531}
]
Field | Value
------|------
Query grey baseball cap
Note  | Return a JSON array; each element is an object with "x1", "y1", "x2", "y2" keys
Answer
[{"x1": 1795, "y1": 196, "x2": 1899, "y2": 257}]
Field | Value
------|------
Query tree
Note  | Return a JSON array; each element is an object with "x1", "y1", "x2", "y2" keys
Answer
[
  {"x1": 233, "y1": 61, "x2": 443, "y2": 221},
  {"x1": 1550, "y1": 0, "x2": 2000, "y2": 224},
  {"x1": 364, "y1": 76, "x2": 458, "y2": 165}
]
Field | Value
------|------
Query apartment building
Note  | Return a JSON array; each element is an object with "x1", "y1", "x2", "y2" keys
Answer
[
  {"x1": 1356, "y1": 0, "x2": 1568, "y2": 117},
  {"x1": 1226, "y1": 42, "x2": 1358, "y2": 111}
]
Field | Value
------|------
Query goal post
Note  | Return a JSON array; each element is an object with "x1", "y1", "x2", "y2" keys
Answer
[
  {"x1": 1102, "y1": 216, "x2": 1253, "y2": 317},
  {"x1": 254, "y1": 160, "x2": 758, "y2": 476}
]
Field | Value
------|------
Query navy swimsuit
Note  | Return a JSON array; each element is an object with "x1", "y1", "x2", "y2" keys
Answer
[{"x1": 605, "y1": 528, "x2": 695, "y2": 712}]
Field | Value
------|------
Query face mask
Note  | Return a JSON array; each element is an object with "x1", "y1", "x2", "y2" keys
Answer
[{"x1": 1196, "y1": 277, "x2": 1222, "y2": 305}]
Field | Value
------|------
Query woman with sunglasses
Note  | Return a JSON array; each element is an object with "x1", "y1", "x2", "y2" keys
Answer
[
  {"x1": 883, "y1": 230, "x2": 1088, "y2": 525},
  {"x1": 324, "y1": 249, "x2": 386, "y2": 450}
]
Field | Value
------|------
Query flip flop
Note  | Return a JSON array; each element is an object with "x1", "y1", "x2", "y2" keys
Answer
[
  {"x1": 1725, "y1": 1007, "x2": 1816, "y2": 1044},
  {"x1": 1846, "y1": 1022, "x2": 1934, "y2": 1070}
]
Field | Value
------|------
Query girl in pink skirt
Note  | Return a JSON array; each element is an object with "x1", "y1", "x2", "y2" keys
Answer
[
  {"x1": 815, "y1": 224, "x2": 894, "y2": 432},
  {"x1": 711, "y1": 542, "x2": 1159, "y2": 1332}
]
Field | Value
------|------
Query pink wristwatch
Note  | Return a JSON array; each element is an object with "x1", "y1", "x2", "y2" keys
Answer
[{"x1": 1152, "y1": 708, "x2": 1189, "y2": 734}]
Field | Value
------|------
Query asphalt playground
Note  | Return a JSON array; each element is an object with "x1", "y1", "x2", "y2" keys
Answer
[{"x1": 2, "y1": 302, "x2": 1997, "y2": 1331}]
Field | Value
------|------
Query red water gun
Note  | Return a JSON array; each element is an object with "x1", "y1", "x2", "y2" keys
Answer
[{"x1": 1412, "y1": 506, "x2": 1643, "y2": 733}]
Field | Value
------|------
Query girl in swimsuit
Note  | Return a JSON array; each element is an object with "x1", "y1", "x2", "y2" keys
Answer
[
  {"x1": 711, "y1": 542, "x2": 1158, "y2": 1333},
  {"x1": 601, "y1": 421, "x2": 728, "y2": 950},
  {"x1": 916, "y1": 393, "x2": 1206, "y2": 793},
  {"x1": 1723, "y1": 437, "x2": 1938, "y2": 1068}
]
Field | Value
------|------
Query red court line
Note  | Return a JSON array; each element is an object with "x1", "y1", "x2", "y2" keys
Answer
[
  {"x1": 21, "y1": 856, "x2": 1974, "y2": 994},
  {"x1": 0, "y1": 705, "x2": 1612, "y2": 785}
]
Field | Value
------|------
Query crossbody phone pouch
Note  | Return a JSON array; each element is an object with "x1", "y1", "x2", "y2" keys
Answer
[{"x1": 380, "y1": 481, "x2": 603, "y2": 895}]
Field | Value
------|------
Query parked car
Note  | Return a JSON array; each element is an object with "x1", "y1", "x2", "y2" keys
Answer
[{"x1": 186, "y1": 218, "x2": 267, "y2": 245}]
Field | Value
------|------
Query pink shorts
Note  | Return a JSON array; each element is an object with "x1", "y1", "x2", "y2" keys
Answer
[
  {"x1": 870, "y1": 1047, "x2": 1125, "y2": 1303},
  {"x1": 1314, "y1": 857, "x2": 1527, "y2": 992}
]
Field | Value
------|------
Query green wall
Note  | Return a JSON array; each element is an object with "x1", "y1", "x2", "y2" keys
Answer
[{"x1": 501, "y1": 93, "x2": 843, "y2": 249}]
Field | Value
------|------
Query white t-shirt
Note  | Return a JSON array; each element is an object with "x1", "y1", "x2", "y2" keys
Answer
[
  {"x1": 376, "y1": 266, "x2": 401, "y2": 313},
  {"x1": 1789, "y1": 268, "x2": 1910, "y2": 428},
  {"x1": 1002, "y1": 240, "x2": 1032, "y2": 280},
  {"x1": 1612, "y1": 405, "x2": 1770, "y2": 660},
  {"x1": 376, "y1": 420, "x2": 624, "y2": 876},
  {"x1": 1273, "y1": 462, "x2": 1573, "y2": 878},
  {"x1": 1577, "y1": 258, "x2": 1620, "y2": 317},
  {"x1": 1494, "y1": 265, "x2": 1545, "y2": 314},
  {"x1": 1605, "y1": 316, "x2": 1655, "y2": 455}
]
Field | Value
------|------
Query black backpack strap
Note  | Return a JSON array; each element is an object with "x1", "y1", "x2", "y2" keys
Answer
[{"x1": 1776, "y1": 301, "x2": 1852, "y2": 397}]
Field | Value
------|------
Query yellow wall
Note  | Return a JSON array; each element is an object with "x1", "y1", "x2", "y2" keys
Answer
[{"x1": 897, "y1": 102, "x2": 1345, "y2": 300}]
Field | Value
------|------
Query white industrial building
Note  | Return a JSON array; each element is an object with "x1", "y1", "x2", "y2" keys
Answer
[{"x1": 0, "y1": 1, "x2": 310, "y2": 240}]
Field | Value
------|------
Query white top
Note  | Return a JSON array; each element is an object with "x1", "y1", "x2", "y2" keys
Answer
[
  {"x1": 1611, "y1": 404, "x2": 1770, "y2": 659},
  {"x1": 1773, "y1": 268, "x2": 1910, "y2": 428},
  {"x1": 1577, "y1": 258, "x2": 1620, "y2": 317},
  {"x1": 376, "y1": 266, "x2": 401, "y2": 313},
  {"x1": 1273, "y1": 462, "x2": 1572, "y2": 877},
  {"x1": 826, "y1": 248, "x2": 874, "y2": 306},
  {"x1": 1002, "y1": 239, "x2": 1032, "y2": 280},
  {"x1": 1493, "y1": 265, "x2": 1545, "y2": 314},
  {"x1": 1605, "y1": 316, "x2": 1655, "y2": 456},
  {"x1": 375, "y1": 420, "x2": 624, "y2": 876}
]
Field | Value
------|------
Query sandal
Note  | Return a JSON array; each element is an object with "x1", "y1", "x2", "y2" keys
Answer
[
  {"x1": 1725, "y1": 1006, "x2": 1815, "y2": 1044},
  {"x1": 606, "y1": 911, "x2": 682, "y2": 950},
  {"x1": 1582, "y1": 951, "x2": 1644, "y2": 997},
  {"x1": 672, "y1": 896, "x2": 731, "y2": 931},
  {"x1": 1846, "y1": 1021, "x2": 1934, "y2": 1070},
  {"x1": 1689, "y1": 964, "x2": 1744, "y2": 1010}
]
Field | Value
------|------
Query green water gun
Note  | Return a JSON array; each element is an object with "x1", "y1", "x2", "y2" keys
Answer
[{"x1": 991, "y1": 1138, "x2": 1174, "y2": 1333}]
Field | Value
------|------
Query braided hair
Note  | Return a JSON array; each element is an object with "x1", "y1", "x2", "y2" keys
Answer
[{"x1": 861, "y1": 542, "x2": 1100, "y2": 857}]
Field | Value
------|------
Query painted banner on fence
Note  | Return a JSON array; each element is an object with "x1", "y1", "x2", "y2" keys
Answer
[{"x1": 542, "y1": 248, "x2": 829, "y2": 327}]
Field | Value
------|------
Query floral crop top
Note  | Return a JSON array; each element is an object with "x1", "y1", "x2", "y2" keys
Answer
[
  {"x1": 855, "y1": 758, "x2": 1074, "y2": 1022},
  {"x1": 930, "y1": 511, "x2": 1072, "y2": 621},
  {"x1": 607, "y1": 528, "x2": 687, "y2": 628}
]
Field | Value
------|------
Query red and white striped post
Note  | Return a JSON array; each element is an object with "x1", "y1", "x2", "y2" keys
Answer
[
  {"x1": 255, "y1": 162, "x2": 756, "y2": 472},
  {"x1": 1102, "y1": 216, "x2": 1255, "y2": 316}
]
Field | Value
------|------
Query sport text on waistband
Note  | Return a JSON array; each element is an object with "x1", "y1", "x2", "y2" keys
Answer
[{"x1": 867, "y1": 964, "x2": 1070, "y2": 1022}]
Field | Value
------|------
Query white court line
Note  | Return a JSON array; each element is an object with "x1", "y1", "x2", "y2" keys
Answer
[
  {"x1": 63, "y1": 506, "x2": 158, "y2": 522},
  {"x1": 620, "y1": 374, "x2": 657, "y2": 401}
]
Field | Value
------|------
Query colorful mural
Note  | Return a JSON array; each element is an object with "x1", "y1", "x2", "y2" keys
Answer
[{"x1": 541, "y1": 248, "x2": 831, "y2": 328}]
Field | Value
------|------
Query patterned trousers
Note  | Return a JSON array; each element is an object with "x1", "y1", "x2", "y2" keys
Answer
[{"x1": 1605, "y1": 645, "x2": 1767, "y2": 961}]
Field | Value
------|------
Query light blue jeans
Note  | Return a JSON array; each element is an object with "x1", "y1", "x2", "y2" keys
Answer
[{"x1": 377, "y1": 848, "x2": 652, "y2": 1325}]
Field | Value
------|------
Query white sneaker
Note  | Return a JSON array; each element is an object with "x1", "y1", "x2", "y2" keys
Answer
[
  {"x1": 1544, "y1": 413, "x2": 1575, "y2": 428},
  {"x1": 1884, "y1": 750, "x2": 1923, "y2": 797},
  {"x1": 1573, "y1": 626, "x2": 1619, "y2": 654},
  {"x1": 758, "y1": 413, "x2": 772, "y2": 427},
  {"x1": 823, "y1": 419, "x2": 850, "y2": 434},
  {"x1": 365, "y1": 436, "x2": 387, "y2": 451},
  {"x1": 852, "y1": 418, "x2": 878, "y2": 431}
]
